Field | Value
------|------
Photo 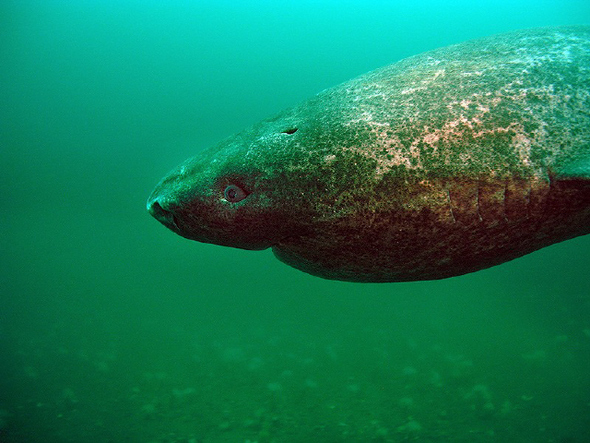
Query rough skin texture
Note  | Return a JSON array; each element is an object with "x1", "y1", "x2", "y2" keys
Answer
[{"x1": 148, "y1": 26, "x2": 590, "y2": 282}]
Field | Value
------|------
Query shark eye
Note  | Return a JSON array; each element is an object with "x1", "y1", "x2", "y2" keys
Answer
[{"x1": 224, "y1": 184, "x2": 248, "y2": 202}]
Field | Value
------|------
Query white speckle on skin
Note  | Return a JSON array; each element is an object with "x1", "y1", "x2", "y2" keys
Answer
[
  {"x1": 462, "y1": 70, "x2": 484, "y2": 77},
  {"x1": 432, "y1": 68, "x2": 446, "y2": 80},
  {"x1": 460, "y1": 99, "x2": 471, "y2": 109},
  {"x1": 423, "y1": 132, "x2": 439, "y2": 145},
  {"x1": 401, "y1": 86, "x2": 427, "y2": 95}
]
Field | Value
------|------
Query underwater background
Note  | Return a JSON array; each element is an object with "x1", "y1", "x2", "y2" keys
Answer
[{"x1": 1, "y1": 0, "x2": 590, "y2": 442}]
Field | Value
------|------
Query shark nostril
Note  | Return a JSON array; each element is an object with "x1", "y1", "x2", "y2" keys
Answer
[
  {"x1": 148, "y1": 200, "x2": 180, "y2": 230},
  {"x1": 148, "y1": 200, "x2": 166, "y2": 218}
]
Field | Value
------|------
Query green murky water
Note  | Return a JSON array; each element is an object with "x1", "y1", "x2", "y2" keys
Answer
[{"x1": 1, "y1": 1, "x2": 589, "y2": 441}]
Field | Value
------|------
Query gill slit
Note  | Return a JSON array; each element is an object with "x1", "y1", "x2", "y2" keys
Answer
[
  {"x1": 476, "y1": 184, "x2": 483, "y2": 222},
  {"x1": 526, "y1": 180, "x2": 532, "y2": 219},
  {"x1": 502, "y1": 182, "x2": 509, "y2": 222},
  {"x1": 447, "y1": 189, "x2": 456, "y2": 223}
]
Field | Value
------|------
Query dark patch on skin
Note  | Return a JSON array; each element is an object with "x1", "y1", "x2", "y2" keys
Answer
[{"x1": 148, "y1": 26, "x2": 590, "y2": 282}]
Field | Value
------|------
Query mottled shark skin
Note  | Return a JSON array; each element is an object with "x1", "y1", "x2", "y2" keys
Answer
[{"x1": 148, "y1": 26, "x2": 590, "y2": 282}]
